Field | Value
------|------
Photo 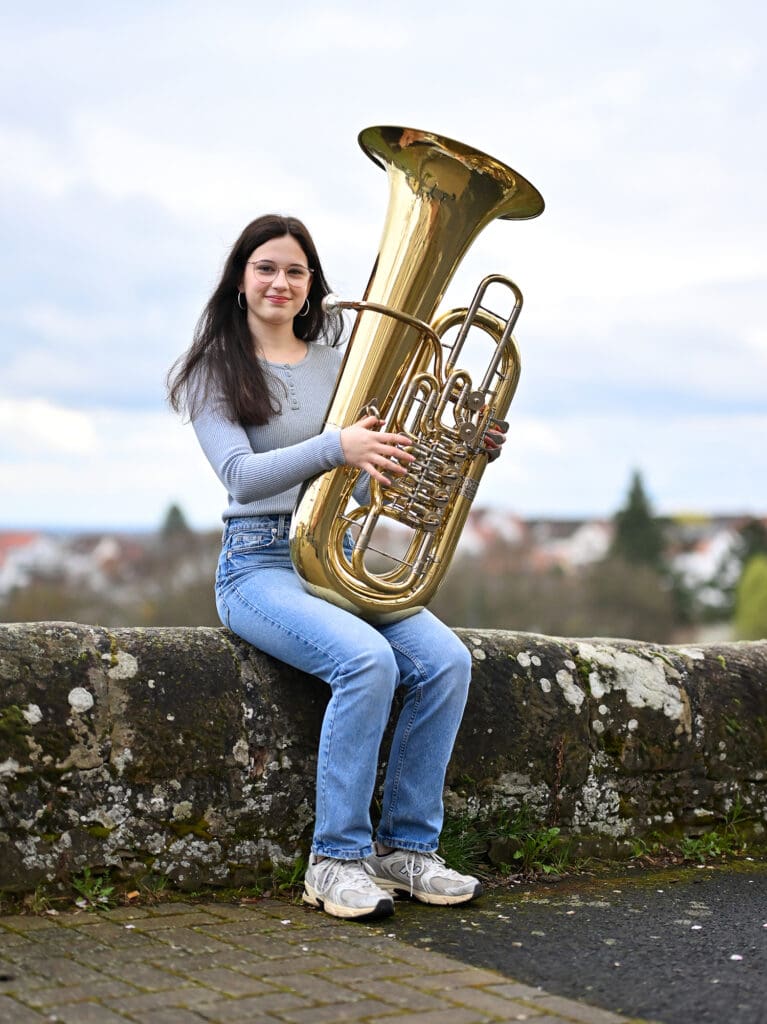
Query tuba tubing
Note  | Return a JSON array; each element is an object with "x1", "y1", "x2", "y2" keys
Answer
[{"x1": 289, "y1": 125, "x2": 544, "y2": 622}]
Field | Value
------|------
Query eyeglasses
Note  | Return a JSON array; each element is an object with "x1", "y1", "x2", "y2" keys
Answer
[{"x1": 247, "y1": 261, "x2": 314, "y2": 285}]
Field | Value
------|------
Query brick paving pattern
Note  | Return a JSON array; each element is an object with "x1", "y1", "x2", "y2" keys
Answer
[{"x1": 0, "y1": 899, "x2": 651, "y2": 1023}]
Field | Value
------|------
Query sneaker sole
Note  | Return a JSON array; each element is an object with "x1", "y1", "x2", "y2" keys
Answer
[
  {"x1": 303, "y1": 884, "x2": 394, "y2": 920},
  {"x1": 370, "y1": 877, "x2": 484, "y2": 906}
]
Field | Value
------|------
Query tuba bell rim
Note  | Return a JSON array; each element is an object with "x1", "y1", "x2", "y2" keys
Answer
[{"x1": 358, "y1": 124, "x2": 545, "y2": 222}]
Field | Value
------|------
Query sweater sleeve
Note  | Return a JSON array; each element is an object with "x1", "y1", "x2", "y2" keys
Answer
[{"x1": 192, "y1": 400, "x2": 346, "y2": 505}]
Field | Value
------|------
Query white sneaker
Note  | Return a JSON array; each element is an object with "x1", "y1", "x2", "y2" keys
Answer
[
  {"x1": 365, "y1": 848, "x2": 482, "y2": 905},
  {"x1": 303, "y1": 854, "x2": 394, "y2": 919}
]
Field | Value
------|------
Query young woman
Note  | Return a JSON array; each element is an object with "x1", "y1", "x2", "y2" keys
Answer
[{"x1": 168, "y1": 214, "x2": 501, "y2": 920}]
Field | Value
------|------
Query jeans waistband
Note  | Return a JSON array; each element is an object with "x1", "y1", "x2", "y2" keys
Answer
[{"x1": 223, "y1": 514, "x2": 292, "y2": 540}]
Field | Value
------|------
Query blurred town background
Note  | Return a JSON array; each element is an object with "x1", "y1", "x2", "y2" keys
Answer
[{"x1": 2, "y1": 471, "x2": 765, "y2": 643}]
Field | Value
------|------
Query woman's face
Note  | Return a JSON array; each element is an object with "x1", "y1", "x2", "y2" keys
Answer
[{"x1": 239, "y1": 234, "x2": 313, "y2": 335}]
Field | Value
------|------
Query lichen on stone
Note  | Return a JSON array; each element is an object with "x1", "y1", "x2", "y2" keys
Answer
[{"x1": 1, "y1": 622, "x2": 766, "y2": 891}]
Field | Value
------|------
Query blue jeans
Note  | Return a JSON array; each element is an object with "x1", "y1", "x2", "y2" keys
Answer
[{"x1": 215, "y1": 515, "x2": 472, "y2": 860}]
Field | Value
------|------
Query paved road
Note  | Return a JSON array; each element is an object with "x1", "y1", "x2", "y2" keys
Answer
[
  {"x1": 1, "y1": 862, "x2": 764, "y2": 1023},
  {"x1": 0, "y1": 892, "x2": 647, "y2": 1019},
  {"x1": 388, "y1": 861, "x2": 767, "y2": 1024},
  {"x1": 0, "y1": 896, "x2": 643, "y2": 1024}
]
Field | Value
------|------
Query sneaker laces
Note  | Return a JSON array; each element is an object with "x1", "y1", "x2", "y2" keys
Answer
[
  {"x1": 399, "y1": 850, "x2": 446, "y2": 897},
  {"x1": 314, "y1": 857, "x2": 382, "y2": 894}
]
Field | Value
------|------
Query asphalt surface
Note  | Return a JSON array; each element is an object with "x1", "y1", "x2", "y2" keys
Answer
[
  {"x1": 385, "y1": 861, "x2": 767, "y2": 1024},
  {"x1": 1, "y1": 862, "x2": 764, "y2": 1023}
]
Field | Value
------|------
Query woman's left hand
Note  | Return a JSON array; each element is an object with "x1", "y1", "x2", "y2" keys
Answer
[{"x1": 483, "y1": 426, "x2": 507, "y2": 462}]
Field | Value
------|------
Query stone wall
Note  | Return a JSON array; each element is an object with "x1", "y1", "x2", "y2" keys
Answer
[{"x1": 1, "y1": 621, "x2": 766, "y2": 892}]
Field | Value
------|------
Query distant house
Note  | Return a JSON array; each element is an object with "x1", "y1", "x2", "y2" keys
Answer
[
  {"x1": 528, "y1": 520, "x2": 613, "y2": 573},
  {"x1": 1, "y1": 513, "x2": 762, "y2": 615},
  {"x1": 0, "y1": 532, "x2": 63, "y2": 596},
  {"x1": 668, "y1": 518, "x2": 744, "y2": 609},
  {"x1": 459, "y1": 509, "x2": 528, "y2": 555}
]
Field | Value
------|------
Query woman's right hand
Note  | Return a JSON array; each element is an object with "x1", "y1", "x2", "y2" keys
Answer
[{"x1": 340, "y1": 415, "x2": 414, "y2": 486}]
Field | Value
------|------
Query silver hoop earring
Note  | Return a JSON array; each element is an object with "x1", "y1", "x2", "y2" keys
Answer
[
  {"x1": 298, "y1": 298, "x2": 310, "y2": 318},
  {"x1": 237, "y1": 291, "x2": 246, "y2": 311}
]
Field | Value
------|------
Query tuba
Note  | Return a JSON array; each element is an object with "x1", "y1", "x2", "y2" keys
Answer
[{"x1": 289, "y1": 125, "x2": 544, "y2": 622}]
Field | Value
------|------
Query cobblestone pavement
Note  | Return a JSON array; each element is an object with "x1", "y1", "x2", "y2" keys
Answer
[{"x1": 0, "y1": 898, "x2": 652, "y2": 1024}]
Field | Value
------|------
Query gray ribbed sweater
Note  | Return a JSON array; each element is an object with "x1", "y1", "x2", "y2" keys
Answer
[{"x1": 192, "y1": 343, "x2": 346, "y2": 520}]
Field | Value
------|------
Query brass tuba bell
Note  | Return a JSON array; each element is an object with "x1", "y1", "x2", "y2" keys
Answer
[{"x1": 289, "y1": 125, "x2": 544, "y2": 622}]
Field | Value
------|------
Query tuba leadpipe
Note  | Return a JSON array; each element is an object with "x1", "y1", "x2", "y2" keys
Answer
[{"x1": 289, "y1": 125, "x2": 544, "y2": 622}]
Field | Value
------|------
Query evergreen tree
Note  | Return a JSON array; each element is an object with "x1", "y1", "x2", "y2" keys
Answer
[
  {"x1": 609, "y1": 470, "x2": 666, "y2": 568},
  {"x1": 161, "y1": 503, "x2": 191, "y2": 539}
]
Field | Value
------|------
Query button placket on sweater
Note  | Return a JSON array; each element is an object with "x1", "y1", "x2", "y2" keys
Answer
[{"x1": 283, "y1": 365, "x2": 300, "y2": 410}]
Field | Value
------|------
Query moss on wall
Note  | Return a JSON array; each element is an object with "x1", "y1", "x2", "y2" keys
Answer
[{"x1": 1, "y1": 622, "x2": 766, "y2": 893}]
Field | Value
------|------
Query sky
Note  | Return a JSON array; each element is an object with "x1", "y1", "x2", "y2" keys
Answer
[{"x1": 1, "y1": 0, "x2": 765, "y2": 531}]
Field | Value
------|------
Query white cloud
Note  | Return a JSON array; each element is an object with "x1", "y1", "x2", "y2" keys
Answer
[
  {"x1": 0, "y1": 0, "x2": 765, "y2": 527},
  {"x1": 2, "y1": 403, "x2": 763, "y2": 531},
  {"x1": 0, "y1": 118, "x2": 318, "y2": 227},
  {"x1": 0, "y1": 126, "x2": 79, "y2": 198},
  {"x1": 17, "y1": 305, "x2": 157, "y2": 347},
  {"x1": 0, "y1": 398, "x2": 97, "y2": 456},
  {"x1": 479, "y1": 412, "x2": 767, "y2": 517},
  {"x1": 744, "y1": 327, "x2": 767, "y2": 358},
  {"x1": 0, "y1": 406, "x2": 223, "y2": 529},
  {"x1": 74, "y1": 117, "x2": 321, "y2": 224}
]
